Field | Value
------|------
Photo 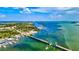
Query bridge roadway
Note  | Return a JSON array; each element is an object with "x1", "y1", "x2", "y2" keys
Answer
[{"x1": 28, "y1": 36, "x2": 72, "y2": 51}]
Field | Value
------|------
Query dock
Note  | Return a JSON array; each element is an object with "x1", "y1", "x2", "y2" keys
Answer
[{"x1": 28, "y1": 36, "x2": 72, "y2": 51}]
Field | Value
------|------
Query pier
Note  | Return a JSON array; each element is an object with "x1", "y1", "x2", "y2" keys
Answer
[{"x1": 28, "y1": 36, "x2": 72, "y2": 51}]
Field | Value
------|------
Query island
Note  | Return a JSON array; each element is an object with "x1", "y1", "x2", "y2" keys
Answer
[{"x1": 0, "y1": 22, "x2": 39, "y2": 48}]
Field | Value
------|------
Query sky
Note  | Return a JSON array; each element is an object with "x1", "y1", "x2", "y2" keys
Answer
[{"x1": 0, "y1": 7, "x2": 79, "y2": 21}]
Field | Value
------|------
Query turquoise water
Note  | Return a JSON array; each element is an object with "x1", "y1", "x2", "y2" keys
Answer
[{"x1": 0, "y1": 21, "x2": 79, "y2": 51}]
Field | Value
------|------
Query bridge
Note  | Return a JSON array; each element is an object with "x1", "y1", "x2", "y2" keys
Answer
[
  {"x1": 28, "y1": 36, "x2": 72, "y2": 51},
  {"x1": 16, "y1": 29, "x2": 72, "y2": 51}
]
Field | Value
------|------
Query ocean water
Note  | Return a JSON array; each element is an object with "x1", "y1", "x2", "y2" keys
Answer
[{"x1": 0, "y1": 21, "x2": 79, "y2": 51}]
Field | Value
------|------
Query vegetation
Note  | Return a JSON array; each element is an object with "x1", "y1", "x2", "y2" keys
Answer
[
  {"x1": 0, "y1": 30, "x2": 20, "y2": 39},
  {"x1": 0, "y1": 22, "x2": 39, "y2": 39},
  {"x1": 15, "y1": 23, "x2": 39, "y2": 32}
]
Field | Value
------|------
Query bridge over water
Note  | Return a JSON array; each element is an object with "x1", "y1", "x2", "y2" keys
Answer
[{"x1": 28, "y1": 36, "x2": 72, "y2": 51}]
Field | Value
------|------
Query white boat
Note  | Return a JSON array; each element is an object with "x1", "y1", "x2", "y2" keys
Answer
[
  {"x1": 7, "y1": 38, "x2": 14, "y2": 40},
  {"x1": 3, "y1": 45, "x2": 7, "y2": 48},
  {"x1": 8, "y1": 42, "x2": 13, "y2": 45}
]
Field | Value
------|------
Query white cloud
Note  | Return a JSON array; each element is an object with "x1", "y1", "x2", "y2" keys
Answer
[
  {"x1": 12, "y1": 7, "x2": 31, "y2": 14},
  {"x1": 50, "y1": 14, "x2": 63, "y2": 19},
  {"x1": 19, "y1": 7, "x2": 53, "y2": 14},
  {"x1": 30, "y1": 7, "x2": 73, "y2": 13},
  {"x1": 0, "y1": 14, "x2": 6, "y2": 18},
  {"x1": 13, "y1": 7, "x2": 74, "y2": 14},
  {"x1": 54, "y1": 7, "x2": 73, "y2": 10},
  {"x1": 19, "y1": 7, "x2": 31, "y2": 14},
  {"x1": 22, "y1": 8, "x2": 31, "y2": 13},
  {"x1": 30, "y1": 7, "x2": 52, "y2": 13},
  {"x1": 66, "y1": 10, "x2": 79, "y2": 14}
]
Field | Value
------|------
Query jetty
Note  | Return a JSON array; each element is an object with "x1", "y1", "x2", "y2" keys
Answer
[{"x1": 28, "y1": 36, "x2": 72, "y2": 51}]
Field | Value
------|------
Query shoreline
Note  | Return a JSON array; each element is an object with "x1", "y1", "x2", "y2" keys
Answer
[
  {"x1": 0, "y1": 30, "x2": 38, "y2": 48},
  {"x1": 0, "y1": 22, "x2": 39, "y2": 48}
]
